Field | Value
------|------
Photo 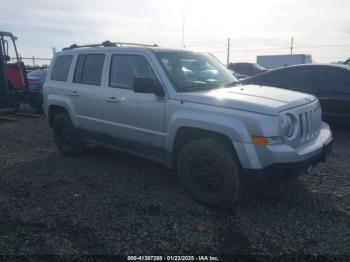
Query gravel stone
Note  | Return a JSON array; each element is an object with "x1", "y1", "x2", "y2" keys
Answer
[{"x1": 0, "y1": 106, "x2": 349, "y2": 255}]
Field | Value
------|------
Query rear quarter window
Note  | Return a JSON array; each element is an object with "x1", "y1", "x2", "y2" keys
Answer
[{"x1": 50, "y1": 55, "x2": 73, "y2": 81}]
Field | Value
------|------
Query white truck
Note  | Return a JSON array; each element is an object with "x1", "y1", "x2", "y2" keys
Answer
[{"x1": 257, "y1": 54, "x2": 312, "y2": 69}]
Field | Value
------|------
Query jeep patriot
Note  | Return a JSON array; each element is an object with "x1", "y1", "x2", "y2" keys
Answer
[{"x1": 43, "y1": 42, "x2": 333, "y2": 207}]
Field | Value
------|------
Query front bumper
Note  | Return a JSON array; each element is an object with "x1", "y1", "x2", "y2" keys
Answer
[
  {"x1": 234, "y1": 122, "x2": 333, "y2": 182},
  {"x1": 244, "y1": 140, "x2": 332, "y2": 183}
]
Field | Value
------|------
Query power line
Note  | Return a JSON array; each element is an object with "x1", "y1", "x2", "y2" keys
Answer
[{"x1": 208, "y1": 43, "x2": 350, "y2": 54}]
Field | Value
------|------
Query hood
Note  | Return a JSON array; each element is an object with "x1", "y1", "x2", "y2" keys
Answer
[{"x1": 180, "y1": 84, "x2": 316, "y2": 115}]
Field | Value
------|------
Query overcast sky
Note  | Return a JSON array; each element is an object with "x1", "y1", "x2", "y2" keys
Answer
[{"x1": 1, "y1": 0, "x2": 349, "y2": 64}]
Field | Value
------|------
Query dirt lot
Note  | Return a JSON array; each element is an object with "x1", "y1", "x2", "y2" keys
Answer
[{"x1": 0, "y1": 107, "x2": 349, "y2": 256}]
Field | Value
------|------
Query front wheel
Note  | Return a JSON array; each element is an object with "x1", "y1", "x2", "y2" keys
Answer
[
  {"x1": 53, "y1": 112, "x2": 84, "y2": 156},
  {"x1": 177, "y1": 138, "x2": 242, "y2": 208}
]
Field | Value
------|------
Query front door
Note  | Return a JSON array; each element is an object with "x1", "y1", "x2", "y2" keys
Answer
[
  {"x1": 316, "y1": 67, "x2": 350, "y2": 119},
  {"x1": 102, "y1": 53, "x2": 166, "y2": 158}
]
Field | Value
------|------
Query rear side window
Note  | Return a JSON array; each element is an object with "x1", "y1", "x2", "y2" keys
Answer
[
  {"x1": 247, "y1": 71, "x2": 279, "y2": 86},
  {"x1": 74, "y1": 54, "x2": 105, "y2": 86},
  {"x1": 109, "y1": 54, "x2": 156, "y2": 89},
  {"x1": 255, "y1": 69, "x2": 293, "y2": 87},
  {"x1": 288, "y1": 68, "x2": 316, "y2": 88},
  {"x1": 50, "y1": 55, "x2": 73, "y2": 81}
]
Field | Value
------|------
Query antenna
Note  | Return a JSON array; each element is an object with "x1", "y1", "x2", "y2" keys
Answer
[{"x1": 227, "y1": 38, "x2": 231, "y2": 67}]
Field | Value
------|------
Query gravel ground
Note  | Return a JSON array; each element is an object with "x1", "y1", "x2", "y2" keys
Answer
[{"x1": 0, "y1": 107, "x2": 349, "y2": 256}]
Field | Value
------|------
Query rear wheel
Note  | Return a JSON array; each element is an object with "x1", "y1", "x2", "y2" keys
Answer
[
  {"x1": 177, "y1": 138, "x2": 242, "y2": 208},
  {"x1": 53, "y1": 112, "x2": 84, "y2": 156}
]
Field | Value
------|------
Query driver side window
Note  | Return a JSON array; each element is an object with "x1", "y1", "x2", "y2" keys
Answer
[{"x1": 109, "y1": 54, "x2": 156, "y2": 90}]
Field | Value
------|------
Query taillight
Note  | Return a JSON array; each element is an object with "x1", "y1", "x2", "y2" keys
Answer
[{"x1": 29, "y1": 79, "x2": 41, "y2": 85}]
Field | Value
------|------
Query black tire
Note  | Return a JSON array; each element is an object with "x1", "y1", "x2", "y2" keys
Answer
[
  {"x1": 34, "y1": 105, "x2": 43, "y2": 114},
  {"x1": 53, "y1": 112, "x2": 84, "y2": 156},
  {"x1": 177, "y1": 138, "x2": 242, "y2": 208}
]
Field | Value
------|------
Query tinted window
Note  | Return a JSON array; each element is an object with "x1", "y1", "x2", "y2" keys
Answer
[
  {"x1": 257, "y1": 67, "x2": 318, "y2": 91},
  {"x1": 109, "y1": 55, "x2": 156, "y2": 89},
  {"x1": 248, "y1": 70, "x2": 285, "y2": 86},
  {"x1": 292, "y1": 67, "x2": 316, "y2": 89},
  {"x1": 51, "y1": 55, "x2": 72, "y2": 81},
  {"x1": 74, "y1": 54, "x2": 105, "y2": 86},
  {"x1": 317, "y1": 67, "x2": 350, "y2": 87},
  {"x1": 74, "y1": 55, "x2": 85, "y2": 83}
]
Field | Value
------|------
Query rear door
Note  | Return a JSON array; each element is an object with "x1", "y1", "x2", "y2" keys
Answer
[
  {"x1": 70, "y1": 53, "x2": 106, "y2": 132},
  {"x1": 316, "y1": 67, "x2": 350, "y2": 118}
]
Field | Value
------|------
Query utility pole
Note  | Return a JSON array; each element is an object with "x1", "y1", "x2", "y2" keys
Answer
[
  {"x1": 181, "y1": 14, "x2": 186, "y2": 49},
  {"x1": 290, "y1": 37, "x2": 294, "y2": 54},
  {"x1": 52, "y1": 47, "x2": 56, "y2": 57},
  {"x1": 226, "y1": 38, "x2": 230, "y2": 67}
]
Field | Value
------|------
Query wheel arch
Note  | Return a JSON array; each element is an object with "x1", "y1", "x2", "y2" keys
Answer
[
  {"x1": 167, "y1": 125, "x2": 243, "y2": 169},
  {"x1": 47, "y1": 94, "x2": 78, "y2": 128}
]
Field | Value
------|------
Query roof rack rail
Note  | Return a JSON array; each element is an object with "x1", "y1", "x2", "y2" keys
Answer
[{"x1": 62, "y1": 41, "x2": 159, "y2": 51}]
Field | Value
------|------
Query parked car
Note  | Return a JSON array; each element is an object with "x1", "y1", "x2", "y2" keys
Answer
[
  {"x1": 228, "y1": 62, "x2": 267, "y2": 77},
  {"x1": 43, "y1": 42, "x2": 332, "y2": 207},
  {"x1": 242, "y1": 64, "x2": 350, "y2": 121},
  {"x1": 25, "y1": 69, "x2": 47, "y2": 112}
]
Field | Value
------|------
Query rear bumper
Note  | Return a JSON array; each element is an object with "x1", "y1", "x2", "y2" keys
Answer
[
  {"x1": 243, "y1": 137, "x2": 333, "y2": 183},
  {"x1": 23, "y1": 91, "x2": 43, "y2": 107}
]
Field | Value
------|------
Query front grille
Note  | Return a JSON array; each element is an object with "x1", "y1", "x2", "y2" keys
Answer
[{"x1": 299, "y1": 105, "x2": 322, "y2": 143}]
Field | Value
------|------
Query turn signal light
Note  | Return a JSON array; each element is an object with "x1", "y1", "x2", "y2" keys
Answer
[
  {"x1": 252, "y1": 136, "x2": 282, "y2": 146},
  {"x1": 252, "y1": 136, "x2": 269, "y2": 145}
]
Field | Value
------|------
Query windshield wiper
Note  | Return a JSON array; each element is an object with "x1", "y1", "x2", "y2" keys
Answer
[
  {"x1": 183, "y1": 83, "x2": 219, "y2": 91},
  {"x1": 224, "y1": 81, "x2": 240, "y2": 87}
]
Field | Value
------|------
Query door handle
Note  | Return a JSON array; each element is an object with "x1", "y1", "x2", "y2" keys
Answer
[
  {"x1": 69, "y1": 91, "x2": 79, "y2": 97},
  {"x1": 105, "y1": 96, "x2": 121, "y2": 103}
]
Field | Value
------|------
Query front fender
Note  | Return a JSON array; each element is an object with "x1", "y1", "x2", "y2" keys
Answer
[{"x1": 165, "y1": 111, "x2": 251, "y2": 153}]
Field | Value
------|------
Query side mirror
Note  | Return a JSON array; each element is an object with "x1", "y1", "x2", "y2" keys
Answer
[
  {"x1": 133, "y1": 77, "x2": 165, "y2": 97},
  {"x1": 4, "y1": 55, "x2": 11, "y2": 62}
]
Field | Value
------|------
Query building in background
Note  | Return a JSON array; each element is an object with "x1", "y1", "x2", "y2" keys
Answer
[{"x1": 257, "y1": 54, "x2": 312, "y2": 69}]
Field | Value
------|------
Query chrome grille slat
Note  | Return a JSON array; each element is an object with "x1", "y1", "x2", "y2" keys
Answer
[
  {"x1": 298, "y1": 103, "x2": 321, "y2": 143},
  {"x1": 310, "y1": 110, "x2": 314, "y2": 138}
]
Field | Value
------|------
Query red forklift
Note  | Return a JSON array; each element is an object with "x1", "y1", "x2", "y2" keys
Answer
[{"x1": 0, "y1": 31, "x2": 28, "y2": 112}]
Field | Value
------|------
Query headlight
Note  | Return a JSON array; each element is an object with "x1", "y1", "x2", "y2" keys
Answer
[{"x1": 279, "y1": 114, "x2": 295, "y2": 138}]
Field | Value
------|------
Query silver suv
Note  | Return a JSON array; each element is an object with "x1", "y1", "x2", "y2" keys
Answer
[{"x1": 43, "y1": 42, "x2": 333, "y2": 207}]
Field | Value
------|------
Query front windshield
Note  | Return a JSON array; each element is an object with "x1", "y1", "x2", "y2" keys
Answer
[{"x1": 155, "y1": 51, "x2": 238, "y2": 92}]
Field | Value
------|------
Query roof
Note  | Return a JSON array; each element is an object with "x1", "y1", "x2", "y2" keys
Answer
[
  {"x1": 57, "y1": 43, "x2": 201, "y2": 56},
  {"x1": 269, "y1": 63, "x2": 350, "y2": 71}
]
